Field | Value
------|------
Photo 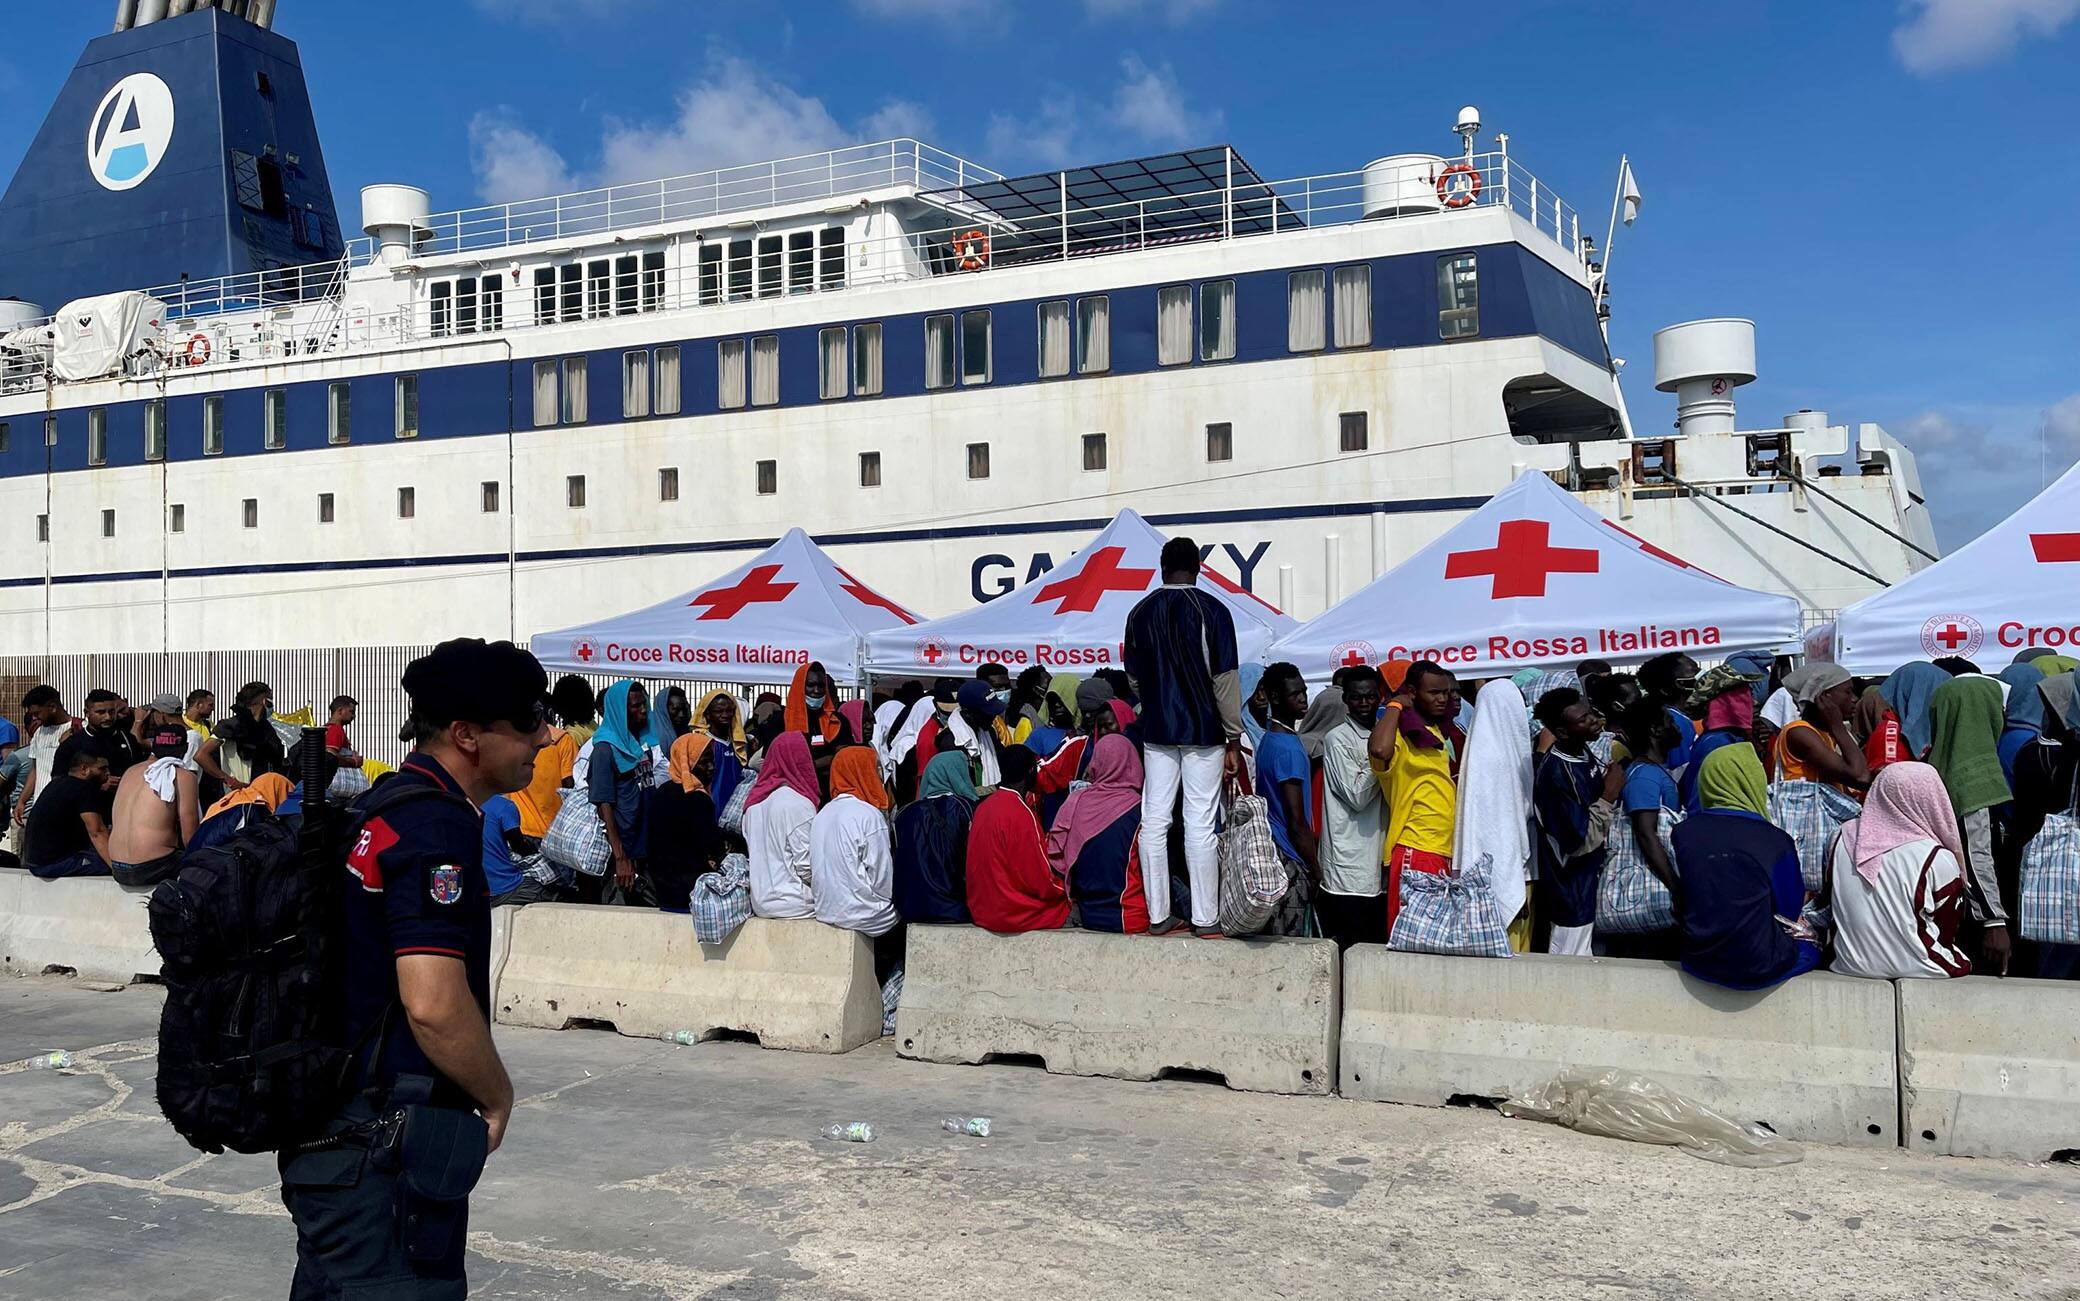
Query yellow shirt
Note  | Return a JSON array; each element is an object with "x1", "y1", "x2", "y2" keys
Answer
[
  {"x1": 1378, "y1": 724, "x2": 1456, "y2": 856},
  {"x1": 514, "y1": 729, "x2": 577, "y2": 838},
  {"x1": 183, "y1": 717, "x2": 211, "y2": 739}
]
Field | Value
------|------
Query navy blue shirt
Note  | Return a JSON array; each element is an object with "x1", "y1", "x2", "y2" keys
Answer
[
  {"x1": 1533, "y1": 748, "x2": 1608, "y2": 928},
  {"x1": 340, "y1": 754, "x2": 487, "y2": 1107},
  {"x1": 1122, "y1": 584, "x2": 1241, "y2": 748},
  {"x1": 1669, "y1": 809, "x2": 1821, "y2": 991}
]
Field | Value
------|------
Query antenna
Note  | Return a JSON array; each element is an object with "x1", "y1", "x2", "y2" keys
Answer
[{"x1": 1453, "y1": 106, "x2": 1481, "y2": 159}]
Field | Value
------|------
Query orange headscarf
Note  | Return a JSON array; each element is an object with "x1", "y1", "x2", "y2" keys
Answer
[
  {"x1": 784, "y1": 661, "x2": 845, "y2": 742},
  {"x1": 667, "y1": 732, "x2": 713, "y2": 794},
  {"x1": 1380, "y1": 659, "x2": 1414, "y2": 693},
  {"x1": 205, "y1": 773, "x2": 294, "y2": 821},
  {"x1": 828, "y1": 746, "x2": 890, "y2": 811}
]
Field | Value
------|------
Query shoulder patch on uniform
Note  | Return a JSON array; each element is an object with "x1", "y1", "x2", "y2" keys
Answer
[{"x1": 428, "y1": 864, "x2": 464, "y2": 905}]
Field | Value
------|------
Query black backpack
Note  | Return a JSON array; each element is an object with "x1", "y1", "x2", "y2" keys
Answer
[{"x1": 149, "y1": 777, "x2": 453, "y2": 1155}]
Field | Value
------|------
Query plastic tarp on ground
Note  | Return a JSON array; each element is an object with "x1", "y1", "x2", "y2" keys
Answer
[
  {"x1": 1270, "y1": 471, "x2": 1802, "y2": 677},
  {"x1": 1836, "y1": 460, "x2": 2080, "y2": 674},
  {"x1": 532, "y1": 528, "x2": 920, "y2": 684},
  {"x1": 864, "y1": 509, "x2": 1295, "y2": 676}
]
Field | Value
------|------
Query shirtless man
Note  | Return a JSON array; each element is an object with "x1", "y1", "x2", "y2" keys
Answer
[{"x1": 110, "y1": 725, "x2": 201, "y2": 889}]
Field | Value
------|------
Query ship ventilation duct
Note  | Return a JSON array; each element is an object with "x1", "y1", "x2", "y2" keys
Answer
[
  {"x1": 120, "y1": 0, "x2": 274, "y2": 28},
  {"x1": 361, "y1": 185, "x2": 434, "y2": 267},
  {"x1": 1652, "y1": 317, "x2": 1756, "y2": 439}
]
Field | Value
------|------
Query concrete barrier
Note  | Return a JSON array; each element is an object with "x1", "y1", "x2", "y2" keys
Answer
[
  {"x1": 895, "y1": 926, "x2": 1339, "y2": 1095},
  {"x1": 0, "y1": 871, "x2": 160, "y2": 984},
  {"x1": 1339, "y1": 948, "x2": 1898, "y2": 1147},
  {"x1": 1898, "y1": 974, "x2": 2080, "y2": 1161},
  {"x1": 494, "y1": 906, "x2": 883, "y2": 1053}
]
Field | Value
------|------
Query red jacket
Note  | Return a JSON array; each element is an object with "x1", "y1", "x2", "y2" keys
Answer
[{"x1": 965, "y1": 790, "x2": 1068, "y2": 934}]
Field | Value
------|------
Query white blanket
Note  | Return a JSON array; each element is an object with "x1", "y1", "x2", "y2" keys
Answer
[{"x1": 1452, "y1": 680, "x2": 1533, "y2": 925}]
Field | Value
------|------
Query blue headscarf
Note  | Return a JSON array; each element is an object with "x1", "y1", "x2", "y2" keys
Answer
[
  {"x1": 1238, "y1": 663, "x2": 1267, "y2": 750},
  {"x1": 1998, "y1": 662, "x2": 2047, "y2": 733},
  {"x1": 1879, "y1": 662, "x2": 1950, "y2": 759},
  {"x1": 1724, "y1": 651, "x2": 1775, "y2": 710},
  {"x1": 593, "y1": 680, "x2": 663, "y2": 774}
]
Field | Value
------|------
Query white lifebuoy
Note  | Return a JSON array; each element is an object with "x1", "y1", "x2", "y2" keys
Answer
[
  {"x1": 184, "y1": 333, "x2": 212, "y2": 366},
  {"x1": 1435, "y1": 162, "x2": 1482, "y2": 209}
]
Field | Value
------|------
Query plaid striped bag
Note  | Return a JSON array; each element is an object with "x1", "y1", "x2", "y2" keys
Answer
[
  {"x1": 1768, "y1": 780, "x2": 1862, "y2": 892},
  {"x1": 542, "y1": 786, "x2": 610, "y2": 878},
  {"x1": 1596, "y1": 809, "x2": 1682, "y2": 934},
  {"x1": 718, "y1": 766, "x2": 757, "y2": 837},
  {"x1": 1216, "y1": 794, "x2": 1290, "y2": 936},
  {"x1": 1388, "y1": 854, "x2": 1511, "y2": 958},
  {"x1": 692, "y1": 854, "x2": 754, "y2": 945},
  {"x1": 2020, "y1": 787, "x2": 2080, "y2": 945}
]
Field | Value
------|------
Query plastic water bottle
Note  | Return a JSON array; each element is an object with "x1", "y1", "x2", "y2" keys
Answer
[
  {"x1": 941, "y1": 1116, "x2": 992, "y2": 1137},
  {"x1": 660, "y1": 1030, "x2": 700, "y2": 1046},
  {"x1": 27, "y1": 1051, "x2": 73, "y2": 1071},
  {"x1": 820, "y1": 1122, "x2": 876, "y2": 1143}
]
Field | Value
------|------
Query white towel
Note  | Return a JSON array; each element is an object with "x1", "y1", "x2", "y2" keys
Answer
[
  {"x1": 1451, "y1": 679, "x2": 1534, "y2": 925},
  {"x1": 143, "y1": 733, "x2": 201, "y2": 803}
]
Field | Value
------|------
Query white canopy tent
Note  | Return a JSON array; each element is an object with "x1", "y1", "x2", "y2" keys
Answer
[
  {"x1": 1836, "y1": 460, "x2": 2080, "y2": 674},
  {"x1": 532, "y1": 528, "x2": 920, "y2": 684},
  {"x1": 864, "y1": 509, "x2": 1295, "y2": 676},
  {"x1": 1269, "y1": 471, "x2": 1802, "y2": 677}
]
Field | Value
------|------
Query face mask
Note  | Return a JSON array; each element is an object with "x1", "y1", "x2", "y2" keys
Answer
[
  {"x1": 805, "y1": 693, "x2": 826, "y2": 711},
  {"x1": 260, "y1": 706, "x2": 274, "y2": 720},
  {"x1": 992, "y1": 689, "x2": 1011, "y2": 706}
]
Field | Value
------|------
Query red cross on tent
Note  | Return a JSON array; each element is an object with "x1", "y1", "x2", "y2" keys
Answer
[
  {"x1": 1932, "y1": 621, "x2": 1975, "y2": 651},
  {"x1": 1033, "y1": 546, "x2": 1157, "y2": 614},
  {"x1": 1443, "y1": 519, "x2": 1600, "y2": 599},
  {"x1": 689, "y1": 564, "x2": 798, "y2": 620},
  {"x1": 837, "y1": 568, "x2": 919, "y2": 625},
  {"x1": 2032, "y1": 533, "x2": 2080, "y2": 564}
]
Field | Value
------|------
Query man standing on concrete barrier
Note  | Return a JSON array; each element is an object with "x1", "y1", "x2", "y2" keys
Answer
[
  {"x1": 279, "y1": 638, "x2": 550, "y2": 1299},
  {"x1": 1124, "y1": 536, "x2": 1243, "y2": 937}
]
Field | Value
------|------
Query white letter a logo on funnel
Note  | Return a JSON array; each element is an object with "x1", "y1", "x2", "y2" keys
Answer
[{"x1": 87, "y1": 73, "x2": 175, "y2": 193}]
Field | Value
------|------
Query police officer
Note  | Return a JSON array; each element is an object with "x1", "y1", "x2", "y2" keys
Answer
[{"x1": 279, "y1": 638, "x2": 551, "y2": 1299}]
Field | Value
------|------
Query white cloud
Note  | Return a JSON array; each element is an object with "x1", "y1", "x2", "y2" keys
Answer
[
  {"x1": 986, "y1": 56, "x2": 1221, "y2": 170},
  {"x1": 1083, "y1": 0, "x2": 1218, "y2": 21},
  {"x1": 859, "y1": 99, "x2": 936, "y2": 143},
  {"x1": 467, "y1": 111, "x2": 575, "y2": 204},
  {"x1": 470, "y1": 0, "x2": 652, "y2": 23},
  {"x1": 1893, "y1": 0, "x2": 2080, "y2": 72},
  {"x1": 1896, "y1": 399, "x2": 2080, "y2": 546}
]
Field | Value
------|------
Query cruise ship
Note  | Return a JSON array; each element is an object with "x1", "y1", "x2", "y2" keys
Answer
[{"x1": 0, "y1": 0, "x2": 1938, "y2": 663}]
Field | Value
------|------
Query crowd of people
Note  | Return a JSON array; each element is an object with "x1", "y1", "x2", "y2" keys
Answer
[{"x1": 6, "y1": 535, "x2": 2075, "y2": 999}]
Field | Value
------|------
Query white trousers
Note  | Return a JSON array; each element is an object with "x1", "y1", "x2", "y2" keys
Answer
[{"x1": 1139, "y1": 743, "x2": 1225, "y2": 927}]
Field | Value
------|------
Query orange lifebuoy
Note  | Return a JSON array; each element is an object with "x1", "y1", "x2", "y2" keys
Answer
[
  {"x1": 1434, "y1": 162, "x2": 1482, "y2": 209},
  {"x1": 184, "y1": 333, "x2": 212, "y2": 366},
  {"x1": 952, "y1": 229, "x2": 990, "y2": 271}
]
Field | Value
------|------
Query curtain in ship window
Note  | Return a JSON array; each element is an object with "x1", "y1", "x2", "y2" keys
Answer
[
  {"x1": 1077, "y1": 296, "x2": 1110, "y2": 373},
  {"x1": 562, "y1": 356, "x2": 588, "y2": 423},
  {"x1": 751, "y1": 335, "x2": 780, "y2": 406},
  {"x1": 622, "y1": 351, "x2": 651, "y2": 419},
  {"x1": 854, "y1": 323, "x2": 883, "y2": 396},
  {"x1": 819, "y1": 328, "x2": 849, "y2": 399},
  {"x1": 1334, "y1": 265, "x2": 1372, "y2": 347},
  {"x1": 1200, "y1": 280, "x2": 1236, "y2": 360},
  {"x1": 1287, "y1": 270, "x2": 1325, "y2": 352},
  {"x1": 719, "y1": 339, "x2": 748, "y2": 409},
  {"x1": 533, "y1": 362, "x2": 558, "y2": 427},
  {"x1": 655, "y1": 346, "x2": 682, "y2": 415},
  {"x1": 925, "y1": 315, "x2": 954, "y2": 389},
  {"x1": 1157, "y1": 286, "x2": 1191, "y2": 365},
  {"x1": 1038, "y1": 301, "x2": 1071, "y2": 378}
]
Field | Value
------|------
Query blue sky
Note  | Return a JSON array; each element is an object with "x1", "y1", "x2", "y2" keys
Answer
[{"x1": 7, "y1": 0, "x2": 2078, "y2": 548}]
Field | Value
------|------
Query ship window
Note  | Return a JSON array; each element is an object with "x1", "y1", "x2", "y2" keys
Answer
[
  {"x1": 567, "y1": 475, "x2": 587, "y2": 509},
  {"x1": 0, "y1": 422, "x2": 7, "y2": 453},
  {"x1": 1038, "y1": 301, "x2": 1070, "y2": 378},
  {"x1": 204, "y1": 396, "x2": 225, "y2": 454},
  {"x1": 1206, "y1": 421, "x2": 1233, "y2": 462},
  {"x1": 144, "y1": 399, "x2": 167, "y2": 461},
  {"x1": 756, "y1": 460, "x2": 777, "y2": 496},
  {"x1": 699, "y1": 245, "x2": 723, "y2": 305},
  {"x1": 788, "y1": 231, "x2": 815, "y2": 294},
  {"x1": 819, "y1": 227, "x2": 845, "y2": 290},
  {"x1": 642, "y1": 251, "x2": 665, "y2": 311},
  {"x1": 1200, "y1": 280, "x2": 1236, "y2": 361},
  {"x1": 559, "y1": 263, "x2": 582, "y2": 321},
  {"x1": 482, "y1": 481, "x2": 500, "y2": 513},
  {"x1": 292, "y1": 208, "x2": 328, "y2": 251},
  {"x1": 751, "y1": 335, "x2": 780, "y2": 406},
  {"x1": 327, "y1": 383, "x2": 351, "y2": 445},
  {"x1": 231, "y1": 151, "x2": 265, "y2": 213},
  {"x1": 102, "y1": 509, "x2": 116, "y2": 539},
  {"x1": 318, "y1": 493, "x2": 334, "y2": 524},
  {"x1": 1082, "y1": 433, "x2": 1107, "y2": 472},
  {"x1": 924, "y1": 315, "x2": 955, "y2": 390},
  {"x1": 719, "y1": 339, "x2": 748, "y2": 409},
  {"x1": 398, "y1": 487, "x2": 415, "y2": 520},
  {"x1": 88, "y1": 409, "x2": 107, "y2": 466},
  {"x1": 264, "y1": 390, "x2": 287, "y2": 448},
  {"x1": 243, "y1": 498, "x2": 259, "y2": 529},
  {"x1": 819, "y1": 328, "x2": 849, "y2": 400},
  {"x1": 659, "y1": 467, "x2": 679, "y2": 502},
  {"x1": 481, "y1": 277, "x2": 503, "y2": 331},
  {"x1": 168, "y1": 503, "x2": 185, "y2": 534},
  {"x1": 532, "y1": 361, "x2": 558, "y2": 426},
  {"x1": 456, "y1": 277, "x2": 479, "y2": 334},
  {"x1": 534, "y1": 268, "x2": 557, "y2": 324},
  {"x1": 614, "y1": 255, "x2": 639, "y2": 315},
  {"x1": 1077, "y1": 296, "x2": 1110, "y2": 374},
  {"x1": 561, "y1": 356, "x2": 588, "y2": 423},
  {"x1": 1157, "y1": 285, "x2": 1191, "y2": 365},
  {"x1": 655, "y1": 346, "x2": 682, "y2": 415},
  {"x1": 36, "y1": 513, "x2": 48, "y2": 542},
  {"x1": 853, "y1": 323, "x2": 883, "y2": 396},
  {"x1": 256, "y1": 157, "x2": 287, "y2": 219},
  {"x1": 44, "y1": 415, "x2": 57, "y2": 446},
  {"x1": 430, "y1": 282, "x2": 452, "y2": 337},
  {"x1": 1340, "y1": 411, "x2": 1369, "y2": 453},
  {"x1": 727, "y1": 239, "x2": 753, "y2": 301},
  {"x1": 1334, "y1": 264, "x2": 1371, "y2": 347},
  {"x1": 395, "y1": 375, "x2": 419, "y2": 439},
  {"x1": 756, "y1": 236, "x2": 783, "y2": 299},
  {"x1": 622, "y1": 350, "x2": 651, "y2": 419},
  {"x1": 859, "y1": 451, "x2": 881, "y2": 488},
  {"x1": 1287, "y1": 270, "x2": 1325, "y2": 352},
  {"x1": 1438, "y1": 254, "x2": 1479, "y2": 339},
  {"x1": 586, "y1": 260, "x2": 611, "y2": 319},
  {"x1": 961, "y1": 310, "x2": 991, "y2": 385},
  {"x1": 967, "y1": 442, "x2": 991, "y2": 480}
]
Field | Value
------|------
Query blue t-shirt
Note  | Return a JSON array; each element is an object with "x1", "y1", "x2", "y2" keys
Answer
[
  {"x1": 481, "y1": 794, "x2": 523, "y2": 896},
  {"x1": 1623, "y1": 760, "x2": 1680, "y2": 815},
  {"x1": 1255, "y1": 729, "x2": 1311, "y2": 864},
  {"x1": 1664, "y1": 706, "x2": 1696, "y2": 777},
  {"x1": 0, "y1": 718, "x2": 19, "y2": 751}
]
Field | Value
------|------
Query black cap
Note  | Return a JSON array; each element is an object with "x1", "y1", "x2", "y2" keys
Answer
[{"x1": 403, "y1": 638, "x2": 548, "y2": 730}]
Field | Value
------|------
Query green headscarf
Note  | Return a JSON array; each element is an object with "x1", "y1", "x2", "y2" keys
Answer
[
  {"x1": 919, "y1": 750, "x2": 978, "y2": 803},
  {"x1": 1698, "y1": 742, "x2": 1768, "y2": 816},
  {"x1": 1927, "y1": 676, "x2": 2010, "y2": 817},
  {"x1": 1045, "y1": 673, "x2": 1082, "y2": 728},
  {"x1": 2036, "y1": 655, "x2": 2079, "y2": 678}
]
